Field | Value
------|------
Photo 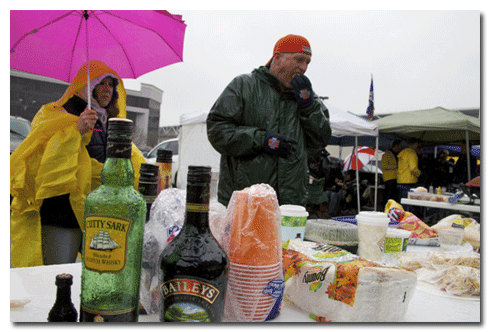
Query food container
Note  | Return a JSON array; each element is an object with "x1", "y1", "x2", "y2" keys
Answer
[
  {"x1": 407, "y1": 192, "x2": 450, "y2": 202},
  {"x1": 437, "y1": 227, "x2": 465, "y2": 250},
  {"x1": 382, "y1": 228, "x2": 411, "y2": 253},
  {"x1": 304, "y1": 219, "x2": 358, "y2": 253},
  {"x1": 280, "y1": 205, "x2": 309, "y2": 241},
  {"x1": 356, "y1": 212, "x2": 390, "y2": 262}
]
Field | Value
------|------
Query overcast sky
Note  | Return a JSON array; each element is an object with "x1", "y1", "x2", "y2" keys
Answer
[{"x1": 122, "y1": 9, "x2": 481, "y2": 127}]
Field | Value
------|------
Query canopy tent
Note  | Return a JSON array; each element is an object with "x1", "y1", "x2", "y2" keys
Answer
[
  {"x1": 176, "y1": 110, "x2": 221, "y2": 189},
  {"x1": 324, "y1": 102, "x2": 380, "y2": 212},
  {"x1": 374, "y1": 107, "x2": 480, "y2": 183},
  {"x1": 373, "y1": 107, "x2": 480, "y2": 144},
  {"x1": 325, "y1": 102, "x2": 378, "y2": 138}
]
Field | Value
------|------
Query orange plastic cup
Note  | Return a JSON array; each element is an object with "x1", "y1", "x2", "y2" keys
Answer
[{"x1": 228, "y1": 188, "x2": 280, "y2": 266}]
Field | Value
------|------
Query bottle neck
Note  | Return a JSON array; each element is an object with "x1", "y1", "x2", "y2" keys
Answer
[
  {"x1": 184, "y1": 182, "x2": 210, "y2": 231},
  {"x1": 101, "y1": 157, "x2": 134, "y2": 186},
  {"x1": 55, "y1": 285, "x2": 72, "y2": 304}
]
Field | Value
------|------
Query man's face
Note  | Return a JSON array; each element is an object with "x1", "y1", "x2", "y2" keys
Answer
[{"x1": 270, "y1": 52, "x2": 311, "y2": 88}]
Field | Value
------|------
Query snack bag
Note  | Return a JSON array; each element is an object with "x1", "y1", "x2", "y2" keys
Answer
[{"x1": 385, "y1": 200, "x2": 438, "y2": 239}]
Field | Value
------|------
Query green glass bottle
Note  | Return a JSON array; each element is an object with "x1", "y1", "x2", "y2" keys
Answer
[
  {"x1": 80, "y1": 118, "x2": 146, "y2": 322},
  {"x1": 159, "y1": 165, "x2": 228, "y2": 322}
]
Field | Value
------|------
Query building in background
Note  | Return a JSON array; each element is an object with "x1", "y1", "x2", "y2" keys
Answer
[{"x1": 10, "y1": 69, "x2": 163, "y2": 150}]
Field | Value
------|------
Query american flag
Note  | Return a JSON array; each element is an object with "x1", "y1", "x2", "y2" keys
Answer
[{"x1": 366, "y1": 75, "x2": 374, "y2": 120}]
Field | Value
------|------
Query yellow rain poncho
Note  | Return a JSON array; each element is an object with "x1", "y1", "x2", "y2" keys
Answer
[{"x1": 10, "y1": 61, "x2": 146, "y2": 267}]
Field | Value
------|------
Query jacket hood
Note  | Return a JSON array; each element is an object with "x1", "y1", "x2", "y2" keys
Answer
[{"x1": 45, "y1": 60, "x2": 127, "y2": 119}]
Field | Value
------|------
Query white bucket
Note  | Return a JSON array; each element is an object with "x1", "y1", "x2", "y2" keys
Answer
[
  {"x1": 280, "y1": 205, "x2": 309, "y2": 241},
  {"x1": 383, "y1": 228, "x2": 411, "y2": 253}
]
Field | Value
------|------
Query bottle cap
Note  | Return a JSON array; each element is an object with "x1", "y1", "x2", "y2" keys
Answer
[
  {"x1": 139, "y1": 163, "x2": 159, "y2": 179},
  {"x1": 107, "y1": 118, "x2": 133, "y2": 138},
  {"x1": 55, "y1": 273, "x2": 73, "y2": 286},
  {"x1": 187, "y1": 165, "x2": 211, "y2": 184},
  {"x1": 157, "y1": 149, "x2": 173, "y2": 163}
]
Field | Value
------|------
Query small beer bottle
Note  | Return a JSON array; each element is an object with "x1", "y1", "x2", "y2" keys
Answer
[
  {"x1": 159, "y1": 165, "x2": 228, "y2": 322},
  {"x1": 156, "y1": 149, "x2": 173, "y2": 193},
  {"x1": 138, "y1": 163, "x2": 159, "y2": 222},
  {"x1": 47, "y1": 274, "x2": 78, "y2": 322},
  {"x1": 80, "y1": 118, "x2": 147, "y2": 322}
]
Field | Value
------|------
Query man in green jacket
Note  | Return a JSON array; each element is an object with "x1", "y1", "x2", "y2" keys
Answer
[{"x1": 207, "y1": 34, "x2": 332, "y2": 207}]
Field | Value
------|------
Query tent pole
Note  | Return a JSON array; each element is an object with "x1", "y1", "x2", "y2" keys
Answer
[
  {"x1": 466, "y1": 130, "x2": 471, "y2": 183},
  {"x1": 355, "y1": 136, "x2": 360, "y2": 213},
  {"x1": 374, "y1": 136, "x2": 379, "y2": 211}
]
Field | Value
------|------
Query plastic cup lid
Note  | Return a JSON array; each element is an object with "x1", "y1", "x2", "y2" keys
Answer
[
  {"x1": 280, "y1": 204, "x2": 309, "y2": 217},
  {"x1": 386, "y1": 228, "x2": 412, "y2": 238},
  {"x1": 356, "y1": 211, "x2": 390, "y2": 225}
]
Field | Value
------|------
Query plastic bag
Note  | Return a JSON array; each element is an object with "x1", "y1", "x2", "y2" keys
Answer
[
  {"x1": 283, "y1": 240, "x2": 417, "y2": 322},
  {"x1": 139, "y1": 188, "x2": 228, "y2": 315},
  {"x1": 385, "y1": 200, "x2": 438, "y2": 239},
  {"x1": 431, "y1": 214, "x2": 480, "y2": 250},
  {"x1": 417, "y1": 265, "x2": 480, "y2": 296},
  {"x1": 140, "y1": 188, "x2": 186, "y2": 314}
]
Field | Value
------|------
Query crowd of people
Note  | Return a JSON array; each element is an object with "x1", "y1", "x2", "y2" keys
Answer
[
  {"x1": 305, "y1": 152, "x2": 371, "y2": 219},
  {"x1": 381, "y1": 137, "x2": 479, "y2": 210},
  {"x1": 305, "y1": 136, "x2": 480, "y2": 220}
]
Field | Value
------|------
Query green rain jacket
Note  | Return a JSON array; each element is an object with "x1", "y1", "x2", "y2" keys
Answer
[{"x1": 207, "y1": 66, "x2": 332, "y2": 207}]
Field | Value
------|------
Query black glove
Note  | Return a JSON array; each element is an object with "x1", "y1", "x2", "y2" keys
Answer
[
  {"x1": 291, "y1": 74, "x2": 314, "y2": 109},
  {"x1": 264, "y1": 132, "x2": 298, "y2": 158}
]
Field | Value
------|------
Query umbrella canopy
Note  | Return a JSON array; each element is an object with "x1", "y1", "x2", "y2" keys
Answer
[
  {"x1": 10, "y1": 10, "x2": 186, "y2": 82},
  {"x1": 343, "y1": 146, "x2": 376, "y2": 171},
  {"x1": 373, "y1": 107, "x2": 480, "y2": 144}
]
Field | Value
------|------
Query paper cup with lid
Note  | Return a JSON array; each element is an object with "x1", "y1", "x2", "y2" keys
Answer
[
  {"x1": 356, "y1": 211, "x2": 390, "y2": 261},
  {"x1": 280, "y1": 205, "x2": 309, "y2": 241}
]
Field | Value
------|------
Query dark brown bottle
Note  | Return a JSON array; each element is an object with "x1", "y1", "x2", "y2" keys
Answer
[
  {"x1": 47, "y1": 274, "x2": 78, "y2": 322},
  {"x1": 159, "y1": 165, "x2": 228, "y2": 322},
  {"x1": 138, "y1": 163, "x2": 159, "y2": 223}
]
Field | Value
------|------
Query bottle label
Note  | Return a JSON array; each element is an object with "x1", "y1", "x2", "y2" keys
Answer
[
  {"x1": 106, "y1": 142, "x2": 132, "y2": 158},
  {"x1": 161, "y1": 278, "x2": 220, "y2": 322},
  {"x1": 83, "y1": 215, "x2": 132, "y2": 273},
  {"x1": 186, "y1": 203, "x2": 209, "y2": 213},
  {"x1": 157, "y1": 162, "x2": 172, "y2": 191}
]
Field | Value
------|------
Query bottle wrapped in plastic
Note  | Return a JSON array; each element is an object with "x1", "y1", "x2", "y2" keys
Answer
[{"x1": 448, "y1": 191, "x2": 464, "y2": 204}]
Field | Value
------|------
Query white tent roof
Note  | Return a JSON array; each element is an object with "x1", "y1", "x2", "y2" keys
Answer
[{"x1": 325, "y1": 102, "x2": 379, "y2": 137}]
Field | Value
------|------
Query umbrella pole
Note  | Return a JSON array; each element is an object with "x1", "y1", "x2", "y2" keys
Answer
[{"x1": 84, "y1": 10, "x2": 91, "y2": 111}]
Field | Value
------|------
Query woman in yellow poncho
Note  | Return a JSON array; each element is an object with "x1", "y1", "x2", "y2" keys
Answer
[{"x1": 10, "y1": 61, "x2": 146, "y2": 267}]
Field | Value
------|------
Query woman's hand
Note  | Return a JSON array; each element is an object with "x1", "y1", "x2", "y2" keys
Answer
[{"x1": 77, "y1": 108, "x2": 98, "y2": 135}]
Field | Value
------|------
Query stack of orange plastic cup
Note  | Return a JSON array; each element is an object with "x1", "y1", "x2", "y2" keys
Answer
[{"x1": 225, "y1": 185, "x2": 284, "y2": 322}]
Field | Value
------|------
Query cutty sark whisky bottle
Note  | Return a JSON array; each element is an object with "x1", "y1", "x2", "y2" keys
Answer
[
  {"x1": 80, "y1": 118, "x2": 146, "y2": 322},
  {"x1": 159, "y1": 165, "x2": 228, "y2": 322}
]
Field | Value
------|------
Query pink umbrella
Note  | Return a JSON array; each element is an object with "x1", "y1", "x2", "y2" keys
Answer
[
  {"x1": 10, "y1": 10, "x2": 186, "y2": 109},
  {"x1": 343, "y1": 146, "x2": 376, "y2": 171}
]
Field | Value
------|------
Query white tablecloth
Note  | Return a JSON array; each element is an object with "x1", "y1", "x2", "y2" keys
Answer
[{"x1": 10, "y1": 245, "x2": 480, "y2": 323}]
